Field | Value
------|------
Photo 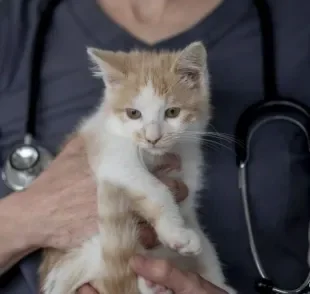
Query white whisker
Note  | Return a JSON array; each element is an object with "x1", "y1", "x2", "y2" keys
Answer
[
  {"x1": 162, "y1": 133, "x2": 236, "y2": 153},
  {"x1": 177, "y1": 130, "x2": 243, "y2": 147}
]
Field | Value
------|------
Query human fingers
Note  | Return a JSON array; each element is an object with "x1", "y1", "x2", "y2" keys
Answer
[
  {"x1": 152, "y1": 153, "x2": 187, "y2": 203},
  {"x1": 152, "y1": 153, "x2": 181, "y2": 174},
  {"x1": 138, "y1": 222, "x2": 160, "y2": 249},
  {"x1": 76, "y1": 284, "x2": 99, "y2": 294},
  {"x1": 130, "y1": 255, "x2": 228, "y2": 294},
  {"x1": 156, "y1": 176, "x2": 188, "y2": 202},
  {"x1": 130, "y1": 255, "x2": 191, "y2": 293}
]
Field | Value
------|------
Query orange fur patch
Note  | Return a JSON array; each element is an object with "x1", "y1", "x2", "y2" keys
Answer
[
  {"x1": 92, "y1": 46, "x2": 211, "y2": 120},
  {"x1": 97, "y1": 181, "x2": 140, "y2": 294}
]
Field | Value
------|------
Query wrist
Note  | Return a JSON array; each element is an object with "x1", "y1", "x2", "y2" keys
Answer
[{"x1": 0, "y1": 190, "x2": 42, "y2": 253}]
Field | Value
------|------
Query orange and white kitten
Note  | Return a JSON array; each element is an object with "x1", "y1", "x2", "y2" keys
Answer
[{"x1": 39, "y1": 42, "x2": 236, "y2": 294}]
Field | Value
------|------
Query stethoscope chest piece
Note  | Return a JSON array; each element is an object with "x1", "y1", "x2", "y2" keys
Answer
[{"x1": 1, "y1": 136, "x2": 54, "y2": 191}]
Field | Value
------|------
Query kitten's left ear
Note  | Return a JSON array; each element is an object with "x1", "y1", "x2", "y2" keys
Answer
[
  {"x1": 172, "y1": 41, "x2": 207, "y2": 89},
  {"x1": 87, "y1": 47, "x2": 126, "y2": 87}
]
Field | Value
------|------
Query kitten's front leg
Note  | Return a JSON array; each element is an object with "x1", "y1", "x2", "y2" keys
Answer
[
  {"x1": 125, "y1": 172, "x2": 201, "y2": 256},
  {"x1": 101, "y1": 150, "x2": 201, "y2": 256}
]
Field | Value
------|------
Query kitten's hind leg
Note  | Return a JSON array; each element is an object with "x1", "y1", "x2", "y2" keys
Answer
[{"x1": 41, "y1": 236, "x2": 101, "y2": 294}]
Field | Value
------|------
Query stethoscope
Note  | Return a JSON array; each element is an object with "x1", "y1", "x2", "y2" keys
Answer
[
  {"x1": 1, "y1": 0, "x2": 64, "y2": 191},
  {"x1": 235, "y1": 0, "x2": 310, "y2": 293},
  {"x1": 1, "y1": 0, "x2": 310, "y2": 292}
]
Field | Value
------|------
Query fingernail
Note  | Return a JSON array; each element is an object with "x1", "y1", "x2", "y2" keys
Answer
[
  {"x1": 129, "y1": 255, "x2": 147, "y2": 270},
  {"x1": 145, "y1": 279, "x2": 154, "y2": 287},
  {"x1": 171, "y1": 179, "x2": 179, "y2": 192},
  {"x1": 168, "y1": 178, "x2": 177, "y2": 188}
]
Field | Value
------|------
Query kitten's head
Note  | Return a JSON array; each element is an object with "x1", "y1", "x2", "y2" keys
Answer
[{"x1": 87, "y1": 42, "x2": 211, "y2": 155}]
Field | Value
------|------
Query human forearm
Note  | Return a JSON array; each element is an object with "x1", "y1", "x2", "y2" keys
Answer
[{"x1": 0, "y1": 191, "x2": 41, "y2": 275}]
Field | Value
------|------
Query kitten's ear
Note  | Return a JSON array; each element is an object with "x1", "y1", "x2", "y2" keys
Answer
[
  {"x1": 172, "y1": 41, "x2": 207, "y2": 89},
  {"x1": 87, "y1": 47, "x2": 125, "y2": 87}
]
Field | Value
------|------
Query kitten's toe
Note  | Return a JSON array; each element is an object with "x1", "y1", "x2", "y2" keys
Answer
[
  {"x1": 155, "y1": 218, "x2": 201, "y2": 256},
  {"x1": 167, "y1": 228, "x2": 202, "y2": 256}
]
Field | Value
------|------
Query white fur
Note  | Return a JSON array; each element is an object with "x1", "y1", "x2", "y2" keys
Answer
[{"x1": 42, "y1": 47, "x2": 236, "y2": 293}]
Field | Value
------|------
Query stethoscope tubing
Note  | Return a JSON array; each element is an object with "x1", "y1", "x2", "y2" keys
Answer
[
  {"x1": 240, "y1": 162, "x2": 310, "y2": 294},
  {"x1": 235, "y1": 1, "x2": 310, "y2": 293},
  {"x1": 236, "y1": 103, "x2": 310, "y2": 293}
]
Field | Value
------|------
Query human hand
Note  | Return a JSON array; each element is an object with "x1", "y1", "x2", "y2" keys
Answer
[
  {"x1": 23, "y1": 136, "x2": 98, "y2": 249},
  {"x1": 26, "y1": 135, "x2": 188, "y2": 250},
  {"x1": 76, "y1": 284, "x2": 99, "y2": 294},
  {"x1": 130, "y1": 255, "x2": 228, "y2": 294}
]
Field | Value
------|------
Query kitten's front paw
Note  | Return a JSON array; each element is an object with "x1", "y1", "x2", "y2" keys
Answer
[
  {"x1": 158, "y1": 226, "x2": 202, "y2": 256},
  {"x1": 138, "y1": 277, "x2": 172, "y2": 294},
  {"x1": 170, "y1": 228, "x2": 202, "y2": 256}
]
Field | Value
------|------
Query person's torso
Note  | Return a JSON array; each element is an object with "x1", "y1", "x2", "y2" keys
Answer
[{"x1": 0, "y1": 0, "x2": 310, "y2": 293}]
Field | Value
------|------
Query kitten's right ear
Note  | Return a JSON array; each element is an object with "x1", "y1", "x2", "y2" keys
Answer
[
  {"x1": 172, "y1": 41, "x2": 207, "y2": 89},
  {"x1": 87, "y1": 47, "x2": 125, "y2": 87}
]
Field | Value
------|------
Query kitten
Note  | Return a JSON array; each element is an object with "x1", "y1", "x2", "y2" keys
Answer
[{"x1": 39, "y1": 42, "x2": 236, "y2": 294}]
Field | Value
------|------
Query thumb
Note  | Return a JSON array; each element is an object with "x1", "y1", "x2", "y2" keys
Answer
[
  {"x1": 130, "y1": 255, "x2": 192, "y2": 293},
  {"x1": 77, "y1": 284, "x2": 99, "y2": 294}
]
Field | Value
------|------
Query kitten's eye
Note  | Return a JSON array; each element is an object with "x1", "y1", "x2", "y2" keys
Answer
[
  {"x1": 126, "y1": 108, "x2": 142, "y2": 119},
  {"x1": 165, "y1": 107, "x2": 181, "y2": 118}
]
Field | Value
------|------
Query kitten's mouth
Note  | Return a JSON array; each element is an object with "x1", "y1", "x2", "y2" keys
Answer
[
  {"x1": 148, "y1": 146, "x2": 168, "y2": 155},
  {"x1": 140, "y1": 143, "x2": 170, "y2": 155}
]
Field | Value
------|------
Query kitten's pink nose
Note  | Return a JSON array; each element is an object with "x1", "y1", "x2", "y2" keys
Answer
[
  {"x1": 146, "y1": 136, "x2": 162, "y2": 145},
  {"x1": 145, "y1": 123, "x2": 162, "y2": 145}
]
